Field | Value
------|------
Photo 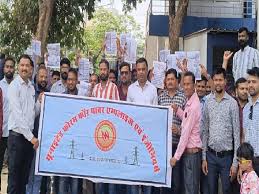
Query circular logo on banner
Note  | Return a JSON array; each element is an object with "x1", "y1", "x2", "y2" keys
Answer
[{"x1": 95, "y1": 120, "x2": 116, "y2": 152}]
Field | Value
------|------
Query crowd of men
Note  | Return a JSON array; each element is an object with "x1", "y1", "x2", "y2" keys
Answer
[{"x1": 0, "y1": 26, "x2": 258, "y2": 194}]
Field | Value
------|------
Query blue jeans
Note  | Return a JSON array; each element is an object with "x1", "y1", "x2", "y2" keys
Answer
[
  {"x1": 207, "y1": 151, "x2": 233, "y2": 194},
  {"x1": 26, "y1": 152, "x2": 42, "y2": 194},
  {"x1": 59, "y1": 177, "x2": 79, "y2": 194}
]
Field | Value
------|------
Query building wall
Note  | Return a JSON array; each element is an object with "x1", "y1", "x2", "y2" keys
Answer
[{"x1": 183, "y1": 32, "x2": 208, "y2": 69}]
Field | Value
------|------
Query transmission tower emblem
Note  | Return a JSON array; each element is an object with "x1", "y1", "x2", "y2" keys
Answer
[{"x1": 95, "y1": 120, "x2": 116, "y2": 152}]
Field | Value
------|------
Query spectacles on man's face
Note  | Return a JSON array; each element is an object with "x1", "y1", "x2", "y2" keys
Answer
[
  {"x1": 249, "y1": 105, "x2": 253, "y2": 120},
  {"x1": 237, "y1": 158, "x2": 251, "y2": 164}
]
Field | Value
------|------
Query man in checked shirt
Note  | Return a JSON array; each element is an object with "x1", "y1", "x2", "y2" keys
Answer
[{"x1": 158, "y1": 68, "x2": 186, "y2": 194}]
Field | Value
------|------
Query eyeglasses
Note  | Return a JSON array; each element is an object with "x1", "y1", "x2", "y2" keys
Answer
[
  {"x1": 237, "y1": 158, "x2": 251, "y2": 164},
  {"x1": 249, "y1": 105, "x2": 253, "y2": 120}
]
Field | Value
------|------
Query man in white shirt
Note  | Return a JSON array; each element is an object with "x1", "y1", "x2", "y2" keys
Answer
[
  {"x1": 127, "y1": 57, "x2": 157, "y2": 194},
  {"x1": 0, "y1": 57, "x2": 15, "y2": 192},
  {"x1": 223, "y1": 27, "x2": 259, "y2": 81},
  {"x1": 7, "y1": 55, "x2": 41, "y2": 194}
]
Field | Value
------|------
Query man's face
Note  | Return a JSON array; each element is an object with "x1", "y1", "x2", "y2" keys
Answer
[
  {"x1": 67, "y1": 72, "x2": 78, "y2": 92},
  {"x1": 109, "y1": 72, "x2": 116, "y2": 83},
  {"x1": 136, "y1": 62, "x2": 148, "y2": 83},
  {"x1": 51, "y1": 75, "x2": 60, "y2": 85},
  {"x1": 4, "y1": 60, "x2": 15, "y2": 80},
  {"x1": 236, "y1": 82, "x2": 248, "y2": 101},
  {"x1": 206, "y1": 82, "x2": 211, "y2": 95},
  {"x1": 37, "y1": 69, "x2": 48, "y2": 90},
  {"x1": 18, "y1": 58, "x2": 32, "y2": 80},
  {"x1": 165, "y1": 73, "x2": 178, "y2": 90},
  {"x1": 213, "y1": 74, "x2": 226, "y2": 93},
  {"x1": 183, "y1": 76, "x2": 195, "y2": 98},
  {"x1": 238, "y1": 31, "x2": 249, "y2": 49},
  {"x1": 99, "y1": 63, "x2": 109, "y2": 81},
  {"x1": 196, "y1": 80, "x2": 207, "y2": 98},
  {"x1": 90, "y1": 75, "x2": 98, "y2": 86},
  {"x1": 60, "y1": 64, "x2": 70, "y2": 80},
  {"x1": 247, "y1": 75, "x2": 259, "y2": 97},
  {"x1": 120, "y1": 66, "x2": 131, "y2": 85}
]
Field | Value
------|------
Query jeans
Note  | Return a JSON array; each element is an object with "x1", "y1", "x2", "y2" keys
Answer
[
  {"x1": 59, "y1": 177, "x2": 79, "y2": 194},
  {"x1": 207, "y1": 151, "x2": 233, "y2": 194},
  {"x1": 26, "y1": 152, "x2": 42, "y2": 194},
  {"x1": 161, "y1": 146, "x2": 183, "y2": 194},
  {"x1": 0, "y1": 137, "x2": 7, "y2": 190},
  {"x1": 7, "y1": 132, "x2": 34, "y2": 194}
]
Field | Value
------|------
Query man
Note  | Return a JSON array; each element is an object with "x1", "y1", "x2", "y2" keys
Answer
[
  {"x1": 108, "y1": 69, "x2": 117, "y2": 84},
  {"x1": 0, "y1": 57, "x2": 15, "y2": 191},
  {"x1": 223, "y1": 27, "x2": 259, "y2": 81},
  {"x1": 7, "y1": 54, "x2": 41, "y2": 194},
  {"x1": 90, "y1": 73, "x2": 99, "y2": 86},
  {"x1": 243, "y1": 67, "x2": 259, "y2": 175},
  {"x1": 50, "y1": 58, "x2": 70, "y2": 93},
  {"x1": 235, "y1": 77, "x2": 248, "y2": 109},
  {"x1": 127, "y1": 57, "x2": 157, "y2": 194},
  {"x1": 158, "y1": 68, "x2": 186, "y2": 194},
  {"x1": 59, "y1": 68, "x2": 81, "y2": 194},
  {"x1": 131, "y1": 69, "x2": 137, "y2": 83},
  {"x1": 26, "y1": 66, "x2": 49, "y2": 194},
  {"x1": 170, "y1": 72, "x2": 202, "y2": 194},
  {"x1": 118, "y1": 62, "x2": 131, "y2": 101},
  {"x1": 51, "y1": 70, "x2": 60, "y2": 86},
  {"x1": 92, "y1": 59, "x2": 119, "y2": 194},
  {"x1": 202, "y1": 68, "x2": 240, "y2": 194},
  {"x1": 196, "y1": 76, "x2": 208, "y2": 110}
]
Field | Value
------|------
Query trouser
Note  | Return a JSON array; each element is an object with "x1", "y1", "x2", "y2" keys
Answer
[
  {"x1": 207, "y1": 151, "x2": 233, "y2": 194},
  {"x1": 26, "y1": 151, "x2": 42, "y2": 194},
  {"x1": 0, "y1": 137, "x2": 7, "y2": 190},
  {"x1": 182, "y1": 151, "x2": 201, "y2": 194},
  {"x1": 161, "y1": 146, "x2": 183, "y2": 194},
  {"x1": 7, "y1": 132, "x2": 34, "y2": 194},
  {"x1": 59, "y1": 177, "x2": 80, "y2": 194}
]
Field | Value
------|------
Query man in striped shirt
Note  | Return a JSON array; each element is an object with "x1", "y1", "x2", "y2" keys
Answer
[
  {"x1": 223, "y1": 27, "x2": 259, "y2": 81},
  {"x1": 92, "y1": 59, "x2": 119, "y2": 100},
  {"x1": 93, "y1": 59, "x2": 119, "y2": 194}
]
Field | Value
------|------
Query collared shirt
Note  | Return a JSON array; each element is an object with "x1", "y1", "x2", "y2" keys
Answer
[
  {"x1": 233, "y1": 45, "x2": 259, "y2": 81},
  {"x1": 8, "y1": 75, "x2": 40, "y2": 141},
  {"x1": 243, "y1": 97, "x2": 259, "y2": 157},
  {"x1": 50, "y1": 80, "x2": 66, "y2": 94},
  {"x1": 174, "y1": 92, "x2": 202, "y2": 160},
  {"x1": 202, "y1": 92, "x2": 240, "y2": 166},
  {"x1": 92, "y1": 81, "x2": 119, "y2": 100},
  {"x1": 158, "y1": 90, "x2": 187, "y2": 145},
  {"x1": 118, "y1": 84, "x2": 129, "y2": 101},
  {"x1": 127, "y1": 81, "x2": 157, "y2": 105},
  {"x1": 0, "y1": 78, "x2": 11, "y2": 137}
]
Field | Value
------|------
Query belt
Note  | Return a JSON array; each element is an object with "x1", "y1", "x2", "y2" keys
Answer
[
  {"x1": 184, "y1": 147, "x2": 201, "y2": 154},
  {"x1": 208, "y1": 147, "x2": 233, "y2": 158},
  {"x1": 9, "y1": 130, "x2": 23, "y2": 137}
]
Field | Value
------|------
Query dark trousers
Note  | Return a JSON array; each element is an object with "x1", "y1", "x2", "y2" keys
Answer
[
  {"x1": 7, "y1": 132, "x2": 34, "y2": 194},
  {"x1": 182, "y1": 151, "x2": 201, "y2": 194},
  {"x1": 207, "y1": 151, "x2": 233, "y2": 194},
  {"x1": 0, "y1": 137, "x2": 7, "y2": 190},
  {"x1": 161, "y1": 146, "x2": 183, "y2": 194}
]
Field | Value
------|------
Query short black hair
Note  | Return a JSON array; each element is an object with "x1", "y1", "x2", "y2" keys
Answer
[
  {"x1": 60, "y1": 58, "x2": 71, "y2": 67},
  {"x1": 136, "y1": 57, "x2": 148, "y2": 68},
  {"x1": 18, "y1": 54, "x2": 34, "y2": 68},
  {"x1": 4, "y1": 57, "x2": 15, "y2": 65},
  {"x1": 90, "y1": 73, "x2": 99, "y2": 82},
  {"x1": 235, "y1": 77, "x2": 247, "y2": 89},
  {"x1": 52, "y1": 70, "x2": 60, "y2": 77},
  {"x1": 184, "y1": 71, "x2": 195, "y2": 84},
  {"x1": 212, "y1": 67, "x2": 226, "y2": 79},
  {"x1": 237, "y1": 142, "x2": 254, "y2": 161},
  {"x1": 68, "y1": 68, "x2": 78, "y2": 78},
  {"x1": 99, "y1": 59, "x2": 110, "y2": 69},
  {"x1": 196, "y1": 75, "x2": 208, "y2": 84},
  {"x1": 247, "y1": 67, "x2": 259, "y2": 78},
  {"x1": 238, "y1": 27, "x2": 249, "y2": 35},
  {"x1": 165, "y1": 68, "x2": 178, "y2": 79},
  {"x1": 119, "y1": 62, "x2": 131, "y2": 71}
]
